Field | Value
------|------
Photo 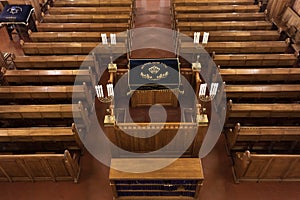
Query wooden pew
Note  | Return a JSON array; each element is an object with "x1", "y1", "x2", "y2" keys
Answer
[
  {"x1": 174, "y1": 5, "x2": 260, "y2": 13},
  {"x1": 227, "y1": 100, "x2": 300, "y2": 118},
  {"x1": 214, "y1": 54, "x2": 297, "y2": 66},
  {"x1": 48, "y1": 7, "x2": 132, "y2": 15},
  {"x1": 180, "y1": 41, "x2": 288, "y2": 54},
  {"x1": 53, "y1": 0, "x2": 132, "y2": 7},
  {"x1": 14, "y1": 55, "x2": 95, "y2": 69},
  {"x1": 178, "y1": 30, "x2": 280, "y2": 42},
  {"x1": 175, "y1": 13, "x2": 266, "y2": 22},
  {"x1": 224, "y1": 84, "x2": 300, "y2": 99},
  {"x1": 0, "y1": 103, "x2": 90, "y2": 129},
  {"x1": 30, "y1": 31, "x2": 128, "y2": 42},
  {"x1": 0, "y1": 84, "x2": 93, "y2": 106},
  {"x1": 4, "y1": 69, "x2": 96, "y2": 86},
  {"x1": 226, "y1": 123, "x2": 300, "y2": 153},
  {"x1": 0, "y1": 150, "x2": 80, "y2": 183},
  {"x1": 0, "y1": 124, "x2": 84, "y2": 152},
  {"x1": 232, "y1": 151, "x2": 300, "y2": 183},
  {"x1": 220, "y1": 68, "x2": 300, "y2": 83},
  {"x1": 37, "y1": 23, "x2": 130, "y2": 32},
  {"x1": 43, "y1": 14, "x2": 131, "y2": 23},
  {"x1": 21, "y1": 42, "x2": 127, "y2": 55},
  {"x1": 172, "y1": 0, "x2": 255, "y2": 6},
  {"x1": 177, "y1": 21, "x2": 272, "y2": 31}
]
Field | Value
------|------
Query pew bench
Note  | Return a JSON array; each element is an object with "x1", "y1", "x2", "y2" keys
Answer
[
  {"x1": 21, "y1": 42, "x2": 128, "y2": 55},
  {"x1": 224, "y1": 84, "x2": 300, "y2": 99},
  {"x1": 0, "y1": 103, "x2": 90, "y2": 129},
  {"x1": 179, "y1": 41, "x2": 288, "y2": 54},
  {"x1": 43, "y1": 14, "x2": 131, "y2": 23},
  {"x1": 53, "y1": 0, "x2": 133, "y2": 7},
  {"x1": 4, "y1": 69, "x2": 96, "y2": 86},
  {"x1": 0, "y1": 124, "x2": 84, "y2": 153},
  {"x1": 37, "y1": 23, "x2": 130, "y2": 32},
  {"x1": 175, "y1": 13, "x2": 266, "y2": 22},
  {"x1": 220, "y1": 68, "x2": 300, "y2": 83},
  {"x1": 227, "y1": 100, "x2": 300, "y2": 118},
  {"x1": 232, "y1": 151, "x2": 300, "y2": 183},
  {"x1": 174, "y1": 5, "x2": 260, "y2": 13},
  {"x1": 0, "y1": 84, "x2": 93, "y2": 106},
  {"x1": 172, "y1": 0, "x2": 255, "y2": 6},
  {"x1": 226, "y1": 124, "x2": 300, "y2": 153},
  {"x1": 0, "y1": 150, "x2": 80, "y2": 183},
  {"x1": 48, "y1": 7, "x2": 133, "y2": 15},
  {"x1": 177, "y1": 21, "x2": 272, "y2": 31},
  {"x1": 214, "y1": 54, "x2": 297, "y2": 67},
  {"x1": 178, "y1": 30, "x2": 280, "y2": 42},
  {"x1": 14, "y1": 55, "x2": 95, "y2": 69},
  {"x1": 29, "y1": 31, "x2": 128, "y2": 42}
]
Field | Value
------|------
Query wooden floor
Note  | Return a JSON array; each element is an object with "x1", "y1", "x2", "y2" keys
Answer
[{"x1": 0, "y1": 0, "x2": 299, "y2": 199}]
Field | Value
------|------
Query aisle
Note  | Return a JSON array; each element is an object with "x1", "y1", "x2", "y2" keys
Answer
[{"x1": 130, "y1": 0, "x2": 176, "y2": 58}]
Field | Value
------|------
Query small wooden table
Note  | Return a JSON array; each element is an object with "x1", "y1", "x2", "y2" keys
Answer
[{"x1": 110, "y1": 158, "x2": 204, "y2": 199}]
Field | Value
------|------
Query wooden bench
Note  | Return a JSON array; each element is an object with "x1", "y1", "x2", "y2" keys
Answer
[
  {"x1": 172, "y1": 0, "x2": 255, "y2": 6},
  {"x1": 0, "y1": 103, "x2": 90, "y2": 129},
  {"x1": 14, "y1": 55, "x2": 95, "y2": 69},
  {"x1": 48, "y1": 7, "x2": 133, "y2": 15},
  {"x1": 4, "y1": 69, "x2": 96, "y2": 86},
  {"x1": 179, "y1": 41, "x2": 288, "y2": 54},
  {"x1": 174, "y1": 5, "x2": 260, "y2": 13},
  {"x1": 226, "y1": 100, "x2": 300, "y2": 126},
  {"x1": 232, "y1": 151, "x2": 300, "y2": 183},
  {"x1": 220, "y1": 68, "x2": 300, "y2": 83},
  {"x1": 30, "y1": 31, "x2": 128, "y2": 42},
  {"x1": 226, "y1": 123, "x2": 300, "y2": 153},
  {"x1": 179, "y1": 30, "x2": 280, "y2": 42},
  {"x1": 53, "y1": 0, "x2": 133, "y2": 7},
  {"x1": 43, "y1": 14, "x2": 131, "y2": 23},
  {"x1": 0, "y1": 84, "x2": 93, "y2": 106},
  {"x1": 224, "y1": 84, "x2": 300, "y2": 99},
  {"x1": 21, "y1": 42, "x2": 127, "y2": 55},
  {"x1": 0, "y1": 150, "x2": 80, "y2": 183},
  {"x1": 214, "y1": 54, "x2": 297, "y2": 66},
  {"x1": 175, "y1": 13, "x2": 266, "y2": 22},
  {"x1": 37, "y1": 23, "x2": 130, "y2": 32},
  {"x1": 0, "y1": 124, "x2": 84, "y2": 153},
  {"x1": 178, "y1": 30, "x2": 280, "y2": 42},
  {"x1": 177, "y1": 21, "x2": 272, "y2": 31},
  {"x1": 227, "y1": 100, "x2": 300, "y2": 118}
]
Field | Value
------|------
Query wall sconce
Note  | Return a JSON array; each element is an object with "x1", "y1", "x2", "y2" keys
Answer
[{"x1": 198, "y1": 82, "x2": 218, "y2": 102}]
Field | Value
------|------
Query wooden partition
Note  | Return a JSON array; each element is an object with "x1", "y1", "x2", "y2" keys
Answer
[
  {"x1": 106, "y1": 122, "x2": 208, "y2": 158},
  {"x1": 48, "y1": 7, "x2": 133, "y2": 15},
  {"x1": 172, "y1": 0, "x2": 255, "y2": 6},
  {"x1": 180, "y1": 41, "x2": 288, "y2": 54},
  {"x1": 213, "y1": 54, "x2": 297, "y2": 67},
  {"x1": 0, "y1": 124, "x2": 84, "y2": 153},
  {"x1": 220, "y1": 68, "x2": 300, "y2": 83},
  {"x1": 0, "y1": 102, "x2": 90, "y2": 129},
  {"x1": 14, "y1": 55, "x2": 94, "y2": 69},
  {"x1": 0, "y1": 84, "x2": 93, "y2": 106},
  {"x1": 226, "y1": 123, "x2": 300, "y2": 153},
  {"x1": 4, "y1": 69, "x2": 96, "y2": 86},
  {"x1": 53, "y1": 0, "x2": 133, "y2": 7},
  {"x1": 30, "y1": 31, "x2": 128, "y2": 42},
  {"x1": 224, "y1": 84, "x2": 300, "y2": 99},
  {"x1": 233, "y1": 151, "x2": 300, "y2": 183},
  {"x1": 179, "y1": 30, "x2": 280, "y2": 42},
  {"x1": 0, "y1": 150, "x2": 80, "y2": 183}
]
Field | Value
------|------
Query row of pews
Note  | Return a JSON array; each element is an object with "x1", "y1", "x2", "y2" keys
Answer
[
  {"x1": 0, "y1": 0, "x2": 135, "y2": 183},
  {"x1": 172, "y1": 0, "x2": 300, "y2": 183}
]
